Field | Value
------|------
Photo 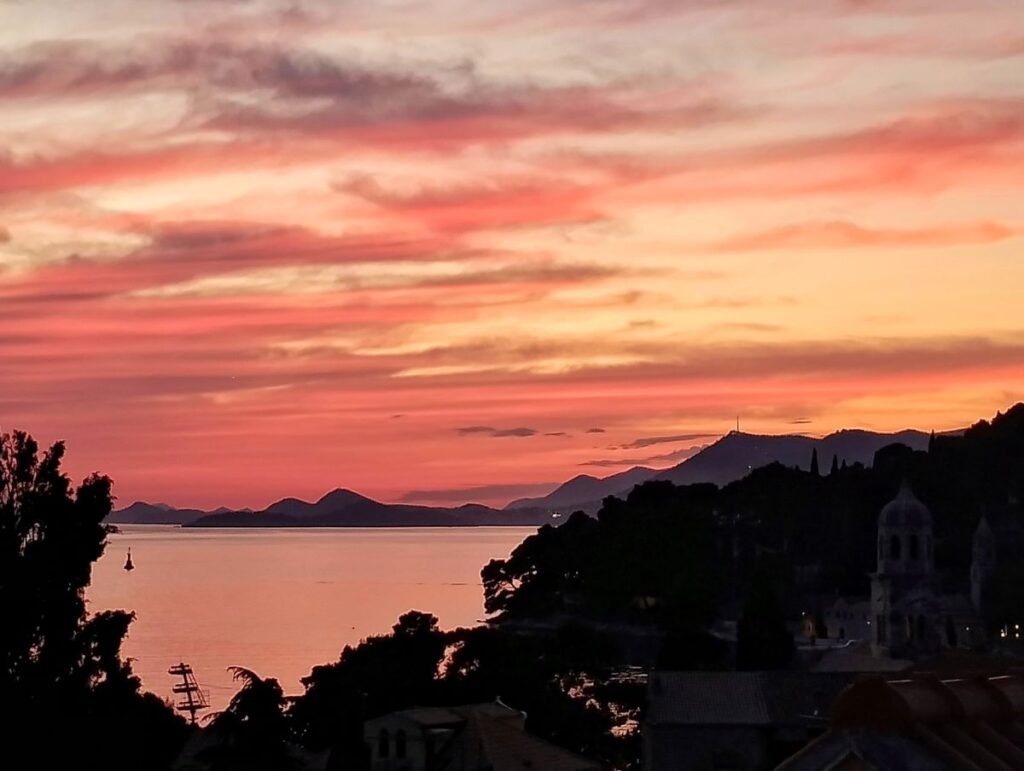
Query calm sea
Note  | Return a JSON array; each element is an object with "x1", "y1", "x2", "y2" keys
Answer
[{"x1": 87, "y1": 525, "x2": 533, "y2": 712}]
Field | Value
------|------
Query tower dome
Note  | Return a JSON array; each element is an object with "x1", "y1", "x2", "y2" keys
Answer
[
  {"x1": 875, "y1": 481, "x2": 933, "y2": 578},
  {"x1": 878, "y1": 481, "x2": 932, "y2": 528}
]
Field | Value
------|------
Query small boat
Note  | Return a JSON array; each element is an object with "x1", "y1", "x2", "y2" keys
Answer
[{"x1": 124, "y1": 548, "x2": 134, "y2": 572}]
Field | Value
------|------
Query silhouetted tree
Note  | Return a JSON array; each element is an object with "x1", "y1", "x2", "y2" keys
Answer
[
  {"x1": 809, "y1": 448, "x2": 820, "y2": 476},
  {"x1": 736, "y1": 573, "x2": 794, "y2": 671},
  {"x1": 203, "y1": 667, "x2": 297, "y2": 771},
  {"x1": 483, "y1": 483, "x2": 720, "y2": 627},
  {"x1": 830, "y1": 454, "x2": 839, "y2": 476},
  {"x1": 289, "y1": 610, "x2": 446, "y2": 755},
  {"x1": 288, "y1": 612, "x2": 630, "y2": 769},
  {"x1": 0, "y1": 429, "x2": 187, "y2": 768},
  {"x1": 441, "y1": 624, "x2": 622, "y2": 763}
]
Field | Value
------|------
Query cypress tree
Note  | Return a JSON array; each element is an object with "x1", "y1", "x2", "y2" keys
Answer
[
  {"x1": 810, "y1": 447, "x2": 820, "y2": 476},
  {"x1": 830, "y1": 453, "x2": 839, "y2": 476}
]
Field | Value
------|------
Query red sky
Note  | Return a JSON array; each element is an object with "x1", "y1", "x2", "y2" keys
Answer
[{"x1": 2, "y1": 0, "x2": 1024, "y2": 509}]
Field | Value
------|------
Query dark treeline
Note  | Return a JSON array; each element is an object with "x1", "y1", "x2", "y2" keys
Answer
[
  {"x1": 0, "y1": 431, "x2": 189, "y2": 769},
  {"x1": 287, "y1": 612, "x2": 634, "y2": 770},
  {"x1": 482, "y1": 404, "x2": 1024, "y2": 648}
]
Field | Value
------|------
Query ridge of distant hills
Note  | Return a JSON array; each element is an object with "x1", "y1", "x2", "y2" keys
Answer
[
  {"x1": 505, "y1": 427, "x2": 937, "y2": 514},
  {"x1": 505, "y1": 466, "x2": 658, "y2": 511},
  {"x1": 106, "y1": 501, "x2": 251, "y2": 525},
  {"x1": 109, "y1": 426, "x2": 944, "y2": 527},
  {"x1": 108, "y1": 488, "x2": 553, "y2": 528}
]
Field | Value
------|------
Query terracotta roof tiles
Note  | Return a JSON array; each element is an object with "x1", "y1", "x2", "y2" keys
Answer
[{"x1": 775, "y1": 671, "x2": 1024, "y2": 771}]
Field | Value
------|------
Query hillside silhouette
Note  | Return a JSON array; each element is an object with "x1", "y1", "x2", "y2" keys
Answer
[
  {"x1": 482, "y1": 404, "x2": 1024, "y2": 632},
  {"x1": 505, "y1": 466, "x2": 657, "y2": 511},
  {"x1": 506, "y1": 426, "x2": 935, "y2": 514},
  {"x1": 653, "y1": 427, "x2": 933, "y2": 486}
]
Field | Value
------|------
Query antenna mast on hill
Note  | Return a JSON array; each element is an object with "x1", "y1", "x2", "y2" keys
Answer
[
  {"x1": 169, "y1": 662, "x2": 209, "y2": 724},
  {"x1": 736, "y1": 415, "x2": 740, "y2": 432}
]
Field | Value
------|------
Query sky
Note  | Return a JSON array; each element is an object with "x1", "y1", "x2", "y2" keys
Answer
[{"x1": 2, "y1": 0, "x2": 1024, "y2": 509}]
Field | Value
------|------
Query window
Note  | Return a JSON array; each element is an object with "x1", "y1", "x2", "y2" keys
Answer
[
  {"x1": 395, "y1": 729, "x2": 407, "y2": 759},
  {"x1": 838, "y1": 626, "x2": 846, "y2": 639},
  {"x1": 890, "y1": 535, "x2": 901, "y2": 560},
  {"x1": 909, "y1": 535, "x2": 919, "y2": 560},
  {"x1": 378, "y1": 729, "x2": 390, "y2": 759}
]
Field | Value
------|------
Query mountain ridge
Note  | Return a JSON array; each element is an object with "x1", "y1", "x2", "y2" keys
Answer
[
  {"x1": 505, "y1": 466, "x2": 658, "y2": 511},
  {"x1": 510, "y1": 427, "x2": 939, "y2": 515},
  {"x1": 110, "y1": 491, "x2": 554, "y2": 528},
  {"x1": 109, "y1": 426, "x2": 951, "y2": 525}
]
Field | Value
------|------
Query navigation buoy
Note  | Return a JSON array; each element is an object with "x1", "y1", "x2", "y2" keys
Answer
[{"x1": 124, "y1": 548, "x2": 134, "y2": 571}]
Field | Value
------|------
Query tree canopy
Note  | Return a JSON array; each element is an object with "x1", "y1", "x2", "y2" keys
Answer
[{"x1": 0, "y1": 430, "x2": 187, "y2": 768}]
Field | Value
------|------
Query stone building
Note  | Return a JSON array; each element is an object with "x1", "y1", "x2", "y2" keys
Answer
[
  {"x1": 869, "y1": 483, "x2": 981, "y2": 658},
  {"x1": 821, "y1": 597, "x2": 870, "y2": 643}
]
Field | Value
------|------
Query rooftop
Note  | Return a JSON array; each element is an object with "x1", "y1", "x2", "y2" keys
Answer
[
  {"x1": 879, "y1": 481, "x2": 932, "y2": 529},
  {"x1": 366, "y1": 701, "x2": 603, "y2": 771},
  {"x1": 647, "y1": 671, "x2": 852, "y2": 727},
  {"x1": 774, "y1": 670, "x2": 1024, "y2": 770}
]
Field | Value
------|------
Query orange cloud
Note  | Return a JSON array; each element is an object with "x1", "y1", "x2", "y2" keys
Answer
[{"x1": 707, "y1": 220, "x2": 1017, "y2": 252}]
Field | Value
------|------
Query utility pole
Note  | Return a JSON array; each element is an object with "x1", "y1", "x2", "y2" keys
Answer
[{"x1": 169, "y1": 662, "x2": 208, "y2": 724}]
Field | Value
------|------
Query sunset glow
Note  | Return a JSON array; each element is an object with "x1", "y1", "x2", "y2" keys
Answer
[{"x1": 3, "y1": 0, "x2": 1024, "y2": 508}]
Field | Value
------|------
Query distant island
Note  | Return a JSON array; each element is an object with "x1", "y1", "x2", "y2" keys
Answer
[
  {"x1": 109, "y1": 426, "x2": 940, "y2": 527},
  {"x1": 108, "y1": 489, "x2": 555, "y2": 528}
]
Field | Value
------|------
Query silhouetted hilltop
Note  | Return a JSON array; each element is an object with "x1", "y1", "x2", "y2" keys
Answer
[
  {"x1": 507, "y1": 428, "x2": 937, "y2": 515},
  {"x1": 107, "y1": 501, "x2": 212, "y2": 525},
  {"x1": 265, "y1": 488, "x2": 375, "y2": 518},
  {"x1": 186, "y1": 492, "x2": 553, "y2": 528},
  {"x1": 654, "y1": 428, "x2": 932, "y2": 487},
  {"x1": 482, "y1": 403, "x2": 1024, "y2": 639},
  {"x1": 505, "y1": 466, "x2": 657, "y2": 511}
]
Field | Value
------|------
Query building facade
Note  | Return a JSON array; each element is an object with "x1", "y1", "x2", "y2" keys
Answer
[{"x1": 869, "y1": 483, "x2": 981, "y2": 658}]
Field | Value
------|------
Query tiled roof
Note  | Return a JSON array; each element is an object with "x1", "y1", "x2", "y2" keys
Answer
[
  {"x1": 647, "y1": 672, "x2": 851, "y2": 727},
  {"x1": 447, "y1": 707, "x2": 603, "y2": 771},
  {"x1": 369, "y1": 702, "x2": 603, "y2": 771},
  {"x1": 774, "y1": 671, "x2": 1024, "y2": 770}
]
